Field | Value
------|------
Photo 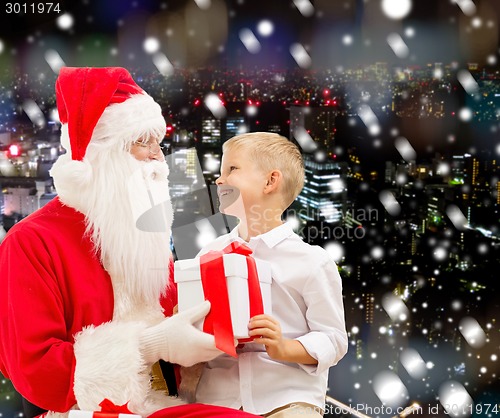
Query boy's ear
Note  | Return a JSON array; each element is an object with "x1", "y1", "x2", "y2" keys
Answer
[{"x1": 264, "y1": 170, "x2": 282, "y2": 194}]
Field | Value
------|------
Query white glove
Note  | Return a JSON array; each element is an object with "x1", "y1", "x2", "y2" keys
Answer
[{"x1": 140, "y1": 300, "x2": 223, "y2": 367}]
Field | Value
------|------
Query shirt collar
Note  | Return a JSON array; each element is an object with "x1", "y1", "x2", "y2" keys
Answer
[{"x1": 229, "y1": 222, "x2": 295, "y2": 249}]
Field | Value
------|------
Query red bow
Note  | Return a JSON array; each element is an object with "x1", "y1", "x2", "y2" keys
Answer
[
  {"x1": 99, "y1": 399, "x2": 133, "y2": 414},
  {"x1": 200, "y1": 241, "x2": 264, "y2": 357}
]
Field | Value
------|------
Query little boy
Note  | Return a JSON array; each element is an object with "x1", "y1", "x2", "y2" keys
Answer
[{"x1": 193, "y1": 132, "x2": 348, "y2": 417}]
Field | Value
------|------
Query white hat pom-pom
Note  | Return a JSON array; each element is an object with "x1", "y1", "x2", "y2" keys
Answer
[{"x1": 50, "y1": 155, "x2": 94, "y2": 212}]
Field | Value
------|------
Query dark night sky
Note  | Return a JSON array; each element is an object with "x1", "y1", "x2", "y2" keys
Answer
[
  {"x1": 2, "y1": 0, "x2": 500, "y2": 70},
  {"x1": 1, "y1": 0, "x2": 500, "y2": 161}
]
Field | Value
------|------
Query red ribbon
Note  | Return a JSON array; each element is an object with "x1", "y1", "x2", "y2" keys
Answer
[
  {"x1": 200, "y1": 241, "x2": 264, "y2": 358},
  {"x1": 99, "y1": 399, "x2": 133, "y2": 414}
]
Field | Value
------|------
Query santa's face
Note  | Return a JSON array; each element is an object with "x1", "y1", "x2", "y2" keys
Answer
[{"x1": 129, "y1": 135, "x2": 165, "y2": 162}]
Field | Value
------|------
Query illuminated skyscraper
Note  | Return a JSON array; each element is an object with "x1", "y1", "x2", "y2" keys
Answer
[
  {"x1": 297, "y1": 155, "x2": 347, "y2": 224},
  {"x1": 224, "y1": 116, "x2": 245, "y2": 141},
  {"x1": 289, "y1": 106, "x2": 338, "y2": 152},
  {"x1": 201, "y1": 117, "x2": 221, "y2": 146}
]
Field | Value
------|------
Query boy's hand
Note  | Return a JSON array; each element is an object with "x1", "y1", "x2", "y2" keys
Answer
[
  {"x1": 248, "y1": 314, "x2": 319, "y2": 365},
  {"x1": 248, "y1": 314, "x2": 287, "y2": 361}
]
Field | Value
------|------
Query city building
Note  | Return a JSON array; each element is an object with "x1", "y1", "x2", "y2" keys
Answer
[
  {"x1": 289, "y1": 105, "x2": 339, "y2": 153},
  {"x1": 297, "y1": 154, "x2": 347, "y2": 224}
]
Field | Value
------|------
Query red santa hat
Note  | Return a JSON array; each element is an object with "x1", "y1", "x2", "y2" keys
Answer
[{"x1": 55, "y1": 66, "x2": 166, "y2": 160}]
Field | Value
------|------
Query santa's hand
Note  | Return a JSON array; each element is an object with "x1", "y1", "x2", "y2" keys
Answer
[{"x1": 140, "y1": 300, "x2": 222, "y2": 367}]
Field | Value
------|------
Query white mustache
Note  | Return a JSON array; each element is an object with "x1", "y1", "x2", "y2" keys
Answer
[
  {"x1": 127, "y1": 159, "x2": 172, "y2": 233},
  {"x1": 140, "y1": 159, "x2": 170, "y2": 182}
]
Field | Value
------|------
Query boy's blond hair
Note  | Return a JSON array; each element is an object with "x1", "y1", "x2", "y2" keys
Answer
[{"x1": 223, "y1": 132, "x2": 304, "y2": 208}]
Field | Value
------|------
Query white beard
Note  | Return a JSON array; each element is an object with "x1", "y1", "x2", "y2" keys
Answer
[{"x1": 52, "y1": 149, "x2": 173, "y2": 319}]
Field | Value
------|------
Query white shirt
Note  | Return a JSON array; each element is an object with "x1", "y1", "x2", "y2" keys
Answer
[{"x1": 195, "y1": 223, "x2": 348, "y2": 415}]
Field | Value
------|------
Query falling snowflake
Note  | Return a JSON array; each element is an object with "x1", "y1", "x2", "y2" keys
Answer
[
  {"x1": 23, "y1": 100, "x2": 45, "y2": 128},
  {"x1": 239, "y1": 28, "x2": 261, "y2": 54},
  {"x1": 56, "y1": 13, "x2": 74, "y2": 30},
  {"x1": 453, "y1": 0, "x2": 477, "y2": 16},
  {"x1": 387, "y1": 33, "x2": 410, "y2": 59},
  {"x1": 382, "y1": 293, "x2": 409, "y2": 322},
  {"x1": 314, "y1": 150, "x2": 326, "y2": 162},
  {"x1": 487, "y1": 54, "x2": 497, "y2": 65},
  {"x1": 358, "y1": 104, "x2": 380, "y2": 135},
  {"x1": 436, "y1": 162, "x2": 450, "y2": 176},
  {"x1": 290, "y1": 43, "x2": 311, "y2": 69},
  {"x1": 373, "y1": 370, "x2": 409, "y2": 408},
  {"x1": 323, "y1": 241, "x2": 344, "y2": 263},
  {"x1": 194, "y1": 0, "x2": 211, "y2": 10},
  {"x1": 433, "y1": 247, "x2": 448, "y2": 261},
  {"x1": 404, "y1": 27, "x2": 415, "y2": 37},
  {"x1": 245, "y1": 104, "x2": 258, "y2": 117},
  {"x1": 328, "y1": 178, "x2": 345, "y2": 194},
  {"x1": 204, "y1": 155, "x2": 219, "y2": 173},
  {"x1": 143, "y1": 37, "x2": 160, "y2": 54},
  {"x1": 48, "y1": 108, "x2": 59, "y2": 123},
  {"x1": 257, "y1": 20, "x2": 274, "y2": 37},
  {"x1": 370, "y1": 246, "x2": 384, "y2": 260},
  {"x1": 400, "y1": 348, "x2": 427, "y2": 379},
  {"x1": 293, "y1": 126, "x2": 317, "y2": 152},
  {"x1": 438, "y1": 380, "x2": 473, "y2": 417},
  {"x1": 204, "y1": 93, "x2": 226, "y2": 119},
  {"x1": 293, "y1": 0, "x2": 315, "y2": 17},
  {"x1": 459, "y1": 316, "x2": 486, "y2": 348},
  {"x1": 381, "y1": 0, "x2": 412, "y2": 20},
  {"x1": 446, "y1": 205, "x2": 468, "y2": 230},
  {"x1": 458, "y1": 107, "x2": 473, "y2": 122},
  {"x1": 457, "y1": 70, "x2": 479, "y2": 95},
  {"x1": 395, "y1": 136, "x2": 416, "y2": 161},
  {"x1": 342, "y1": 34, "x2": 353, "y2": 46},
  {"x1": 195, "y1": 219, "x2": 217, "y2": 249},
  {"x1": 152, "y1": 53, "x2": 174, "y2": 76},
  {"x1": 379, "y1": 190, "x2": 401, "y2": 216},
  {"x1": 434, "y1": 67, "x2": 444, "y2": 79},
  {"x1": 45, "y1": 49, "x2": 66, "y2": 74}
]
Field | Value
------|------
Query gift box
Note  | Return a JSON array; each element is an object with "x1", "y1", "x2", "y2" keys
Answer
[{"x1": 174, "y1": 245, "x2": 272, "y2": 353}]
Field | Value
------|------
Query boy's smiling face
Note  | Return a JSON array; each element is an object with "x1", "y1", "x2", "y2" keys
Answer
[{"x1": 216, "y1": 147, "x2": 268, "y2": 217}]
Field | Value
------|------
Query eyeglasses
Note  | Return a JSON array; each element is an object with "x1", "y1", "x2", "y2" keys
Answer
[{"x1": 132, "y1": 139, "x2": 164, "y2": 156}]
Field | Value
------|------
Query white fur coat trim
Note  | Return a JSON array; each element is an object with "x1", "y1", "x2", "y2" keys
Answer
[{"x1": 73, "y1": 320, "x2": 183, "y2": 417}]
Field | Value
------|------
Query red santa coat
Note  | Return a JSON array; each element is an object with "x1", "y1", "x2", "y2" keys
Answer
[
  {"x1": 0, "y1": 198, "x2": 255, "y2": 418},
  {"x1": 0, "y1": 198, "x2": 116, "y2": 411}
]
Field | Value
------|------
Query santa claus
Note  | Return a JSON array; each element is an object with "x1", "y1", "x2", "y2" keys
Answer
[{"x1": 0, "y1": 67, "x2": 257, "y2": 418}]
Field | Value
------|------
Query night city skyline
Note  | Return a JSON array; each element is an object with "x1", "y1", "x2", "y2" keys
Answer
[{"x1": 1, "y1": 1, "x2": 500, "y2": 417}]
